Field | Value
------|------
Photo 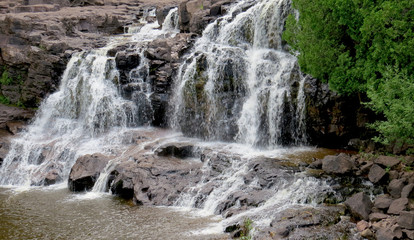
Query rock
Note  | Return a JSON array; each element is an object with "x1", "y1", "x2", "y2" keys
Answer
[
  {"x1": 398, "y1": 211, "x2": 414, "y2": 230},
  {"x1": 0, "y1": 1, "x2": 143, "y2": 107},
  {"x1": 368, "y1": 164, "x2": 386, "y2": 183},
  {"x1": 375, "y1": 194, "x2": 393, "y2": 210},
  {"x1": 403, "y1": 229, "x2": 414, "y2": 239},
  {"x1": 322, "y1": 153, "x2": 355, "y2": 174},
  {"x1": 375, "y1": 156, "x2": 401, "y2": 168},
  {"x1": 304, "y1": 77, "x2": 376, "y2": 149},
  {"x1": 376, "y1": 225, "x2": 403, "y2": 240},
  {"x1": 388, "y1": 179, "x2": 406, "y2": 198},
  {"x1": 155, "y1": 143, "x2": 195, "y2": 159},
  {"x1": 44, "y1": 169, "x2": 62, "y2": 185},
  {"x1": 388, "y1": 198, "x2": 409, "y2": 215},
  {"x1": 356, "y1": 220, "x2": 369, "y2": 231},
  {"x1": 344, "y1": 192, "x2": 373, "y2": 220},
  {"x1": 361, "y1": 229, "x2": 374, "y2": 238},
  {"x1": 68, "y1": 153, "x2": 111, "y2": 192},
  {"x1": 402, "y1": 183, "x2": 414, "y2": 198},
  {"x1": 308, "y1": 158, "x2": 322, "y2": 169},
  {"x1": 369, "y1": 212, "x2": 389, "y2": 222}
]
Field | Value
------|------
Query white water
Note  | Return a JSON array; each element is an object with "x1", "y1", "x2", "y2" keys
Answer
[
  {"x1": 0, "y1": 2, "x2": 340, "y2": 239},
  {"x1": 170, "y1": 0, "x2": 306, "y2": 147},
  {"x1": 0, "y1": 9, "x2": 180, "y2": 187}
]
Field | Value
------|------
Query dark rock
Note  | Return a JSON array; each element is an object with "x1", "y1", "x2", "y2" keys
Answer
[
  {"x1": 388, "y1": 198, "x2": 409, "y2": 215},
  {"x1": 374, "y1": 194, "x2": 393, "y2": 210},
  {"x1": 304, "y1": 77, "x2": 377, "y2": 149},
  {"x1": 375, "y1": 156, "x2": 401, "y2": 168},
  {"x1": 344, "y1": 192, "x2": 373, "y2": 220},
  {"x1": 115, "y1": 51, "x2": 140, "y2": 71},
  {"x1": 388, "y1": 179, "x2": 406, "y2": 198},
  {"x1": 402, "y1": 183, "x2": 414, "y2": 198},
  {"x1": 403, "y1": 229, "x2": 414, "y2": 239},
  {"x1": 368, "y1": 164, "x2": 386, "y2": 183},
  {"x1": 44, "y1": 169, "x2": 62, "y2": 185},
  {"x1": 155, "y1": 143, "x2": 194, "y2": 159},
  {"x1": 322, "y1": 153, "x2": 355, "y2": 174},
  {"x1": 399, "y1": 211, "x2": 414, "y2": 230},
  {"x1": 68, "y1": 153, "x2": 110, "y2": 192}
]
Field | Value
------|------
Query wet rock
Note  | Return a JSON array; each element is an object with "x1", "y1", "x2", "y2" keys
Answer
[
  {"x1": 68, "y1": 153, "x2": 111, "y2": 192},
  {"x1": 368, "y1": 164, "x2": 386, "y2": 183},
  {"x1": 155, "y1": 143, "x2": 195, "y2": 159},
  {"x1": 388, "y1": 198, "x2": 409, "y2": 215},
  {"x1": 374, "y1": 195, "x2": 393, "y2": 210},
  {"x1": 308, "y1": 158, "x2": 322, "y2": 169},
  {"x1": 344, "y1": 192, "x2": 373, "y2": 220},
  {"x1": 388, "y1": 179, "x2": 406, "y2": 198},
  {"x1": 322, "y1": 153, "x2": 355, "y2": 174},
  {"x1": 304, "y1": 77, "x2": 376, "y2": 149},
  {"x1": 44, "y1": 169, "x2": 62, "y2": 186},
  {"x1": 375, "y1": 156, "x2": 401, "y2": 168},
  {"x1": 398, "y1": 211, "x2": 414, "y2": 230}
]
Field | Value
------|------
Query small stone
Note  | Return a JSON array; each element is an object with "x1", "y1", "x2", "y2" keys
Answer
[
  {"x1": 369, "y1": 212, "x2": 389, "y2": 222},
  {"x1": 388, "y1": 179, "x2": 406, "y2": 198},
  {"x1": 402, "y1": 183, "x2": 414, "y2": 198},
  {"x1": 361, "y1": 229, "x2": 374, "y2": 238},
  {"x1": 368, "y1": 164, "x2": 386, "y2": 183},
  {"x1": 390, "y1": 224, "x2": 403, "y2": 238},
  {"x1": 403, "y1": 229, "x2": 414, "y2": 239},
  {"x1": 374, "y1": 195, "x2": 393, "y2": 210},
  {"x1": 344, "y1": 192, "x2": 373, "y2": 220},
  {"x1": 375, "y1": 156, "x2": 401, "y2": 168},
  {"x1": 388, "y1": 198, "x2": 409, "y2": 215},
  {"x1": 398, "y1": 211, "x2": 414, "y2": 230},
  {"x1": 357, "y1": 220, "x2": 369, "y2": 231}
]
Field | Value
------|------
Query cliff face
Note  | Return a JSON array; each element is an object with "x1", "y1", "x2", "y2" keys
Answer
[
  {"x1": 0, "y1": 0, "x2": 375, "y2": 150},
  {"x1": 0, "y1": 0, "x2": 148, "y2": 108}
]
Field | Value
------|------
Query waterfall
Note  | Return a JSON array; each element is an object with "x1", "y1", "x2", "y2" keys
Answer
[
  {"x1": 0, "y1": 8, "x2": 180, "y2": 187},
  {"x1": 169, "y1": 0, "x2": 306, "y2": 147}
]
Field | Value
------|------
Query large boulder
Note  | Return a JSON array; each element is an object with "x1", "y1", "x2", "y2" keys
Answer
[
  {"x1": 344, "y1": 192, "x2": 373, "y2": 220},
  {"x1": 68, "y1": 153, "x2": 111, "y2": 191},
  {"x1": 321, "y1": 153, "x2": 355, "y2": 174}
]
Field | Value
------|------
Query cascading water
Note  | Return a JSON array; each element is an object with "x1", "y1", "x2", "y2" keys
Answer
[
  {"x1": 170, "y1": 0, "x2": 307, "y2": 147},
  {"x1": 0, "y1": 8, "x2": 180, "y2": 187}
]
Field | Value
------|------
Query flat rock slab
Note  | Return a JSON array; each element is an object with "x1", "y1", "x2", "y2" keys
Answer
[{"x1": 375, "y1": 156, "x2": 401, "y2": 168}]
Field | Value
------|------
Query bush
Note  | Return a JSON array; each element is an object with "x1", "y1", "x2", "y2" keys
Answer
[{"x1": 283, "y1": 0, "x2": 414, "y2": 147}]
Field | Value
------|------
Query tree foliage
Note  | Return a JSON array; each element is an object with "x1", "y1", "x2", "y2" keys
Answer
[{"x1": 283, "y1": 0, "x2": 414, "y2": 147}]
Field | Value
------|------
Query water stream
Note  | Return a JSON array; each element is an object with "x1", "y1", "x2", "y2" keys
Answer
[{"x1": 0, "y1": 1, "x2": 346, "y2": 239}]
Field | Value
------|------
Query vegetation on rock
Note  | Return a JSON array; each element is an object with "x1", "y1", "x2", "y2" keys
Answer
[{"x1": 283, "y1": 0, "x2": 414, "y2": 150}]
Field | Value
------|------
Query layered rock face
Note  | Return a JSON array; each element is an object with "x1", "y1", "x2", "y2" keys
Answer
[{"x1": 0, "y1": 0, "x2": 144, "y2": 108}]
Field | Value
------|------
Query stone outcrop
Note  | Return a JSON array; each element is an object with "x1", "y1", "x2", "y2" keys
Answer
[
  {"x1": 178, "y1": 0, "x2": 235, "y2": 34},
  {"x1": 0, "y1": 1, "x2": 144, "y2": 108},
  {"x1": 68, "y1": 153, "x2": 111, "y2": 191},
  {"x1": 303, "y1": 77, "x2": 376, "y2": 149}
]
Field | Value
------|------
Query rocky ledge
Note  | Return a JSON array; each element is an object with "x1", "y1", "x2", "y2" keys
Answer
[{"x1": 308, "y1": 153, "x2": 414, "y2": 239}]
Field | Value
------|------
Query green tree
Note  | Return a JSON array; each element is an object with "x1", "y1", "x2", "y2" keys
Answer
[{"x1": 283, "y1": 0, "x2": 414, "y2": 148}]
